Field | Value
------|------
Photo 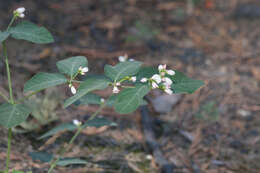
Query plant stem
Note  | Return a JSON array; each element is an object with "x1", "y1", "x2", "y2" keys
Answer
[
  {"x1": 6, "y1": 16, "x2": 16, "y2": 31},
  {"x1": 3, "y1": 15, "x2": 17, "y2": 173},
  {"x1": 5, "y1": 128, "x2": 12, "y2": 173},
  {"x1": 47, "y1": 103, "x2": 106, "y2": 173},
  {"x1": 3, "y1": 43, "x2": 14, "y2": 104}
]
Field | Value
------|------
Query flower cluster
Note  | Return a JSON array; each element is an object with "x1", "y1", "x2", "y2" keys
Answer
[
  {"x1": 14, "y1": 7, "x2": 25, "y2": 18},
  {"x1": 68, "y1": 66, "x2": 89, "y2": 94},
  {"x1": 140, "y1": 64, "x2": 175, "y2": 95}
]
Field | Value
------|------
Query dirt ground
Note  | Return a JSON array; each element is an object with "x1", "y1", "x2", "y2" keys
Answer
[{"x1": 0, "y1": 0, "x2": 259, "y2": 173}]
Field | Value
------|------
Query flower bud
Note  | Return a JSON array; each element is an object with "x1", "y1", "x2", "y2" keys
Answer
[
  {"x1": 113, "y1": 86, "x2": 120, "y2": 94},
  {"x1": 140, "y1": 78, "x2": 148, "y2": 83}
]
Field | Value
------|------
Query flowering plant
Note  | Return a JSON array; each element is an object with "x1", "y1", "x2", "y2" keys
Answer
[{"x1": 0, "y1": 7, "x2": 204, "y2": 173}]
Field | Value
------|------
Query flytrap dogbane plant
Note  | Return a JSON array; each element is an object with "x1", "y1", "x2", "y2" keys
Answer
[{"x1": 0, "y1": 7, "x2": 204, "y2": 173}]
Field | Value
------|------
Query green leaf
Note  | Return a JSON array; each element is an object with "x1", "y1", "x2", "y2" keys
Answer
[
  {"x1": 56, "y1": 56, "x2": 88, "y2": 77},
  {"x1": 104, "y1": 61, "x2": 142, "y2": 81},
  {"x1": 0, "y1": 103, "x2": 31, "y2": 128},
  {"x1": 9, "y1": 21, "x2": 54, "y2": 44},
  {"x1": 24, "y1": 72, "x2": 67, "y2": 92},
  {"x1": 38, "y1": 123, "x2": 76, "y2": 139},
  {"x1": 0, "y1": 31, "x2": 10, "y2": 43},
  {"x1": 57, "y1": 158, "x2": 87, "y2": 166},
  {"x1": 82, "y1": 117, "x2": 117, "y2": 128},
  {"x1": 74, "y1": 93, "x2": 101, "y2": 106},
  {"x1": 64, "y1": 77, "x2": 110, "y2": 108},
  {"x1": 38, "y1": 117, "x2": 115, "y2": 139},
  {"x1": 114, "y1": 84, "x2": 150, "y2": 114},
  {"x1": 170, "y1": 71, "x2": 204, "y2": 94},
  {"x1": 106, "y1": 94, "x2": 147, "y2": 107},
  {"x1": 29, "y1": 151, "x2": 53, "y2": 162}
]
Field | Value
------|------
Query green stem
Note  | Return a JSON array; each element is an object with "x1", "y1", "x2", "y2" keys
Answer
[
  {"x1": 3, "y1": 43, "x2": 14, "y2": 104},
  {"x1": 5, "y1": 128, "x2": 12, "y2": 173},
  {"x1": 6, "y1": 16, "x2": 16, "y2": 31},
  {"x1": 47, "y1": 103, "x2": 106, "y2": 173},
  {"x1": 3, "y1": 15, "x2": 17, "y2": 173},
  {"x1": 0, "y1": 91, "x2": 9, "y2": 102}
]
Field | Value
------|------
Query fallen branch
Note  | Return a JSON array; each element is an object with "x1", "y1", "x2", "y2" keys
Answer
[{"x1": 140, "y1": 105, "x2": 176, "y2": 173}]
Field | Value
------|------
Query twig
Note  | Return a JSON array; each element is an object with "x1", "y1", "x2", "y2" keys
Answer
[{"x1": 140, "y1": 105, "x2": 176, "y2": 173}]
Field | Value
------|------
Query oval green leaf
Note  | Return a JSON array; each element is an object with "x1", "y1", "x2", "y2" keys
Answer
[
  {"x1": 104, "y1": 61, "x2": 143, "y2": 81},
  {"x1": 0, "y1": 103, "x2": 31, "y2": 128},
  {"x1": 170, "y1": 71, "x2": 204, "y2": 94},
  {"x1": 24, "y1": 72, "x2": 67, "y2": 92},
  {"x1": 9, "y1": 21, "x2": 54, "y2": 44},
  {"x1": 56, "y1": 56, "x2": 88, "y2": 78},
  {"x1": 114, "y1": 84, "x2": 150, "y2": 114}
]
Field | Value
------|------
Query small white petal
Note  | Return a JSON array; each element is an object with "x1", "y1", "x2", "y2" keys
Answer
[
  {"x1": 140, "y1": 78, "x2": 148, "y2": 83},
  {"x1": 146, "y1": 155, "x2": 153, "y2": 160},
  {"x1": 19, "y1": 13, "x2": 25, "y2": 18},
  {"x1": 73, "y1": 119, "x2": 82, "y2": 126},
  {"x1": 100, "y1": 98, "x2": 105, "y2": 103},
  {"x1": 129, "y1": 58, "x2": 135, "y2": 61},
  {"x1": 16, "y1": 7, "x2": 25, "y2": 13},
  {"x1": 70, "y1": 86, "x2": 77, "y2": 94},
  {"x1": 118, "y1": 56, "x2": 126, "y2": 62},
  {"x1": 116, "y1": 82, "x2": 121, "y2": 86},
  {"x1": 165, "y1": 88, "x2": 173, "y2": 95},
  {"x1": 167, "y1": 70, "x2": 175, "y2": 76},
  {"x1": 152, "y1": 82, "x2": 159, "y2": 89},
  {"x1": 82, "y1": 67, "x2": 89, "y2": 73},
  {"x1": 151, "y1": 74, "x2": 161, "y2": 84},
  {"x1": 158, "y1": 64, "x2": 164, "y2": 71},
  {"x1": 131, "y1": 76, "x2": 136, "y2": 82},
  {"x1": 113, "y1": 86, "x2": 120, "y2": 93},
  {"x1": 164, "y1": 77, "x2": 172, "y2": 86}
]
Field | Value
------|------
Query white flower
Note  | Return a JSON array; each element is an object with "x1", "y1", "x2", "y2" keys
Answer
[
  {"x1": 73, "y1": 119, "x2": 82, "y2": 126},
  {"x1": 113, "y1": 86, "x2": 120, "y2": 93},
  {"x1": 151, "y1": 74, "x2": 161, "y2": 84},
  {"x1": 151, "y1": 82, "x2": 159, "y2": 89},
  {"x1": 69, "y1": 84, "x2": 77, "y2": 94},
  {"x1": 14, "y1": 7, "x2": 26, "y2": 18},
  {"x1": 162, "y1": 77, "x2": 172, "y2": 86},
  {"x1": 129, "y1": 58, "x2": 135, "y2": 61},
  {"x1": 118, "y1": 54, "x2": 128, "y2": 62},
  {"x1": 78, "y1": 66, "x2": 89, "y2": 75},
  {"x1": 146, "y1": 155, "x2": 153, "y2": 160},
  {"x1": 130, "y1": 76, "x2": 136, "y2": 82},
  {"x1": 100, "y1": 98, "x2": 105, "y2": 103},
  {"x1": 116, "y1": 82, "x2": 121, "y2": 86},
  {"x1": 158, "y1": 64, "x2": 166, "y2": 71},
  {"x1": 140, "y1": 78, "x2": 148, "y2": 83},
  {"x1": 164, "y1": 88, "x2": 173, "y2": 95},
  {"x1": 19, "y1": 13, "x2": 25, "y2": 18},
  {"x1": 167, "y1": 70, "x2": 175, "y2": 76},
  {"x1": 16, "y1": 7, "x2": 25, "y2": 13}
]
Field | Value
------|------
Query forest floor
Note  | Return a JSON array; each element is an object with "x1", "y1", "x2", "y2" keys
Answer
[{"x1": 0, "y1": 0, "x2": 259, "y2": 173}]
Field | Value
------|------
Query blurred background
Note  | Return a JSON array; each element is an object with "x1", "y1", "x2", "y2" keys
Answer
[{"x1": 0, "y1": 0, "x2": 259, "y2": 173}]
